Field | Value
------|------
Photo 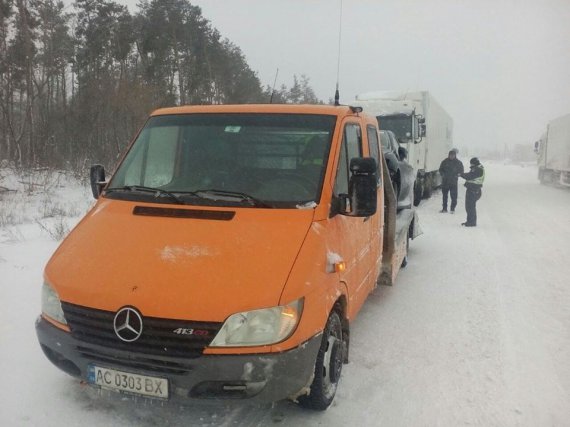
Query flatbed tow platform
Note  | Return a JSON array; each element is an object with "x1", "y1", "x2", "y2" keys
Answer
[{"x1": 378, "y1": 155, "x2": 422, "y2": 287}]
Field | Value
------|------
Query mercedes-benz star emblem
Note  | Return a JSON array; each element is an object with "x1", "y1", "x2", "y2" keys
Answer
[{"x1": 113, "y1": 307, "x2": 143, "y2": 342}]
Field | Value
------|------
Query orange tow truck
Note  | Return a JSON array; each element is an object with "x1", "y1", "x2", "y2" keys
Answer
[{"x1": 36, "y1": 104, "x2": 418, "y2": 410}]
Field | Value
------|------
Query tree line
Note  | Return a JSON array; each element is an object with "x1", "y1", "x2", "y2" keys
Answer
[{"x1": 0, "y1": 0, "x2": 321, "y2": 170}]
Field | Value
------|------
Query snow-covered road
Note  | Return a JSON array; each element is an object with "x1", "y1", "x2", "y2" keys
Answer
[{"x1": 1, "y1": 163, "x2": 569, "y2": 426}]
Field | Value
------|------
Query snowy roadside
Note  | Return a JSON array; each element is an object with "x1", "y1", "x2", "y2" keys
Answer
[
  {"x1": 0, "y1": 167, "x2": 93, "y2": 241},
  {"x1": 1, "y1": 163, "x2": 570, "y2": 426},
  {"x1": 0, "y1": 168, "x2": 95, "y2": 425}
]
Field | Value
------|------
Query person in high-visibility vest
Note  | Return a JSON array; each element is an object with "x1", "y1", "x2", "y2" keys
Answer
[{"x1": 459, "y1": 157, "x2": 485, "y2": 227}]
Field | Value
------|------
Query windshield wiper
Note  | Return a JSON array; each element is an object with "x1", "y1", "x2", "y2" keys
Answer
[
  {"x1": 106, "y1": 186, "x2": 273, "y2": 208},
  {"x1": 105, "y1": 185, "x2": 185, "y2": 204},
  {"x1": 194, "y1": 189, "x2": 273, "y2": 208}
]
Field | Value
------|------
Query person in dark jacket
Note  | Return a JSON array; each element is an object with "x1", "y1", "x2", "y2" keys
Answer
[
  {"x1": 459, "y1": 157, "x2": 485, "y2": 227},
  {"x1": 438, "y1": 150, "x2": 464, "y2": 213}
]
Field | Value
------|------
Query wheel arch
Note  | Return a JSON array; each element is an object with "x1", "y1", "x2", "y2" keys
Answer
[{"x1": 332, "y1": 295, "x2": 350, "y2": 363}]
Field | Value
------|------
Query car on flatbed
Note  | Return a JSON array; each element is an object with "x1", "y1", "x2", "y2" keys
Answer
[{"x1": 380, "y1": 130, "x2": 414, "y2": 210}]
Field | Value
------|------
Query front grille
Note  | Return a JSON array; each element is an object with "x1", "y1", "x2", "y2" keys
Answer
[
  {"x1": 77, "y1": 346, "x2": 192, "y2": 375},
  {"x1": 61, "y1": 302, "x2": 222, "y2": 358}
]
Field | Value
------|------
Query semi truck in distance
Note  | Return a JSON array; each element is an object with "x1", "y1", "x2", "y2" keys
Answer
[
  {"x1": 355, "y1": 90, "x2": 454, "y2": 205},
  {"x1": 536, "y1": 113, "x2": 570, "y2": 186}
]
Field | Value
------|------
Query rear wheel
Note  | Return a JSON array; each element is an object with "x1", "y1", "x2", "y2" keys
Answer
[
  {"x1": 298, "y1": 311, "x2": 344, "y2": 410},
  {"x1": 422, "y1": 175, "x2": 433, "y2": 199}
]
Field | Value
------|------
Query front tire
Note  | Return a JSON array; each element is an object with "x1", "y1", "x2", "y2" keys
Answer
[
  {"x1": 298, "y1": 311, "x2": 344, "y2": 410},
  {"x1": 413, "y1": 181, "x2": 422, "y2": 206}
]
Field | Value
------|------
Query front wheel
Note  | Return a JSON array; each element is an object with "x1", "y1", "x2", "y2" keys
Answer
[
  {"x1": 298, "y1": 311, "x2": 344, "y2": 410},
  {"x1": 413, "y1": 181, "x2": 422, "y2": 206}
]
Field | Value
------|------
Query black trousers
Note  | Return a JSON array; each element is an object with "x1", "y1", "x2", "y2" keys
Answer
[
  {"x1": 465, "y1": 187, "x2": 482, "y2": 225},
  {"x1": 441, "y1": 181, "x2": 458, "y2": 210}
]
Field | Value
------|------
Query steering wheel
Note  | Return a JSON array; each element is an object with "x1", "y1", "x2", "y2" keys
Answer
[
  {"x1": 257, "y1": 172, "x2": 316, "y2": 200},
  {"x1": 274, "y1": 172, "x2": 317, "y2": 189}
]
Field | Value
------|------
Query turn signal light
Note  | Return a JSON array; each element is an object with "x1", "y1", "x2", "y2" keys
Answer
[{"x1": 334, "y1": 262, "x2": 346, "y2": 272}]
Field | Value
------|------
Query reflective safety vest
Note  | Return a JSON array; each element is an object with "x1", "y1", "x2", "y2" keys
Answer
[{"x1": 466, "y1": 165, "x2": 485, "y2": 185}]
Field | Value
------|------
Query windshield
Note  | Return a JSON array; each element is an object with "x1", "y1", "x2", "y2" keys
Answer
[
  {"x1": 107, "y1": 113, "x2": 336, "y2": 208},
  {"x1": 379, "y1": 131, "x2": 391, "y2": 150},
  {"x1": 377, "y1": 114, "x2": 412, "y2": 141}
]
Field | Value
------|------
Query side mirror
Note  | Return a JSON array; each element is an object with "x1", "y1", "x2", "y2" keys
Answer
[
  {"x1": 90, "y1": 164, "x2": 106, "y2": 199},
  {"x1": 339, "y1": 158, "x2": 377, "y2": 217},
  {"x1": 419, "y1": 123, "x2": 426, "y2": 137},
  {"x1": 417, "y1": 116, "x2": 426, "y2": 138},
  {"x1": 398, "y1": 146, "x2": 408, "y2": 160}
]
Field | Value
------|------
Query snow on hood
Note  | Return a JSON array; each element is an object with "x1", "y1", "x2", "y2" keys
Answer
[{"x1": 159, "y1": 245, "x2": 218, "y2": 262}]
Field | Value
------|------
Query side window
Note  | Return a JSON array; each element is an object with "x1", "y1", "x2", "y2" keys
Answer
[
  {"x1": 333, "y1": 137, "x2": 349, "y2": 195},
  {"x1": 334, "y1": 123, "x2": 362, "y2": 196},
  {"x1": 345, "y1": 123, "x2": 362, "y2": 161},
  {"x1": 379, "y1": 131, "x2": 390, "y2": 150},
  {"x1": 390, "y1": 134, "x2": 400, "y2": 160},
  {"x1": 367, "y1": 126, "x2": 380, "y2": 174}
]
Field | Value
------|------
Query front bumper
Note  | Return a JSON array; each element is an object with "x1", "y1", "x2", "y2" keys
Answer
[{"x1": 35, "y1": 316, "x2": 321, "y2": 402}]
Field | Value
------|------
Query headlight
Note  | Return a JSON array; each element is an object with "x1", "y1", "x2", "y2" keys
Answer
[
  {"x1": 41, "y1": 282, "x2": 67, "y2": 325},
  {"x1": 210, "y1": 298, "x2": 303, "y2": 347}
]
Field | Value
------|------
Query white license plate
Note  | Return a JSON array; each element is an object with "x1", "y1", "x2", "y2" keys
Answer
[{"x1": 88, "y1": 365, "x2": 169, "y2": 399}]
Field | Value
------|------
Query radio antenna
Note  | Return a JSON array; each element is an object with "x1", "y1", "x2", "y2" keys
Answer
[
  {"x1": 334, "y1": 0, "x2": 343, "y2": 106},
  {"x1": 269, "y1": 68, "x2": 279, "y2": 104}
]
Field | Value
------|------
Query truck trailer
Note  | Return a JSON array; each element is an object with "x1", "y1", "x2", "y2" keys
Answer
[
  {"x1": 36, "y1": 104, "x2": 419, "y2": 410},
  {"x1": 537, "y1": 113, "x2": 570, "y2": 186},
  {"x1": 355, "y1": 90, "x2": 454, "y2": 204}
]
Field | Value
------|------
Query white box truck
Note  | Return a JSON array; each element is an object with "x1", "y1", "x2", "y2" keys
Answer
[
  {"x1": 355, "y1": 91, "x2": 453, "y2": 204},
  {"x1": 537, "y1": 113, "x2": 570, "y2": 186}
]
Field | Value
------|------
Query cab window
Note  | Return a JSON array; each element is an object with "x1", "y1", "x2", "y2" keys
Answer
[
  {"x1": 367, "y1": 126, "x2": 381, "y2": 175},
  {"x1": 334, "y1": 123, "x2": 362, "y2": 196}
]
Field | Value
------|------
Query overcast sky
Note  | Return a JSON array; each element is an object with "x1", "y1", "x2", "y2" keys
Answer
[{"x1": 122, "y1": 0, "x2": 570, "y2": 153}]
